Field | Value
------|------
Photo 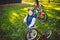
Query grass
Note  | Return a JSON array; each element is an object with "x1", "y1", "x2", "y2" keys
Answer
[{"x1": 0, "y1": 2, "x2": 60, "y2": 40}]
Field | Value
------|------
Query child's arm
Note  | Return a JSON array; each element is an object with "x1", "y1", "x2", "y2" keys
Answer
[
  {"x1": 24, "y1": 15, "x2": 27, "y2": 23},
  {"x1": 28, "y1": 18, "x2": 36, "y2": 28}
]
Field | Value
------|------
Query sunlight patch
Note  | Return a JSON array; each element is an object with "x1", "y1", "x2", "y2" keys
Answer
[
  {"x1": 47, "y1": 5, "x2": 53, "y2": 8},
  {"x1": 20, "y1": 8, "x2": 28, "y2": 13},
  {"x1": 9, "y1": 11, "x2": 20, "y2": 24},
  {"x1": 20, "y1": 8, "x2": 28, "y2": 11},
  {"x1": 48, "y1": 14, "x2": 60, "y2": 19},
  {"x1": 54, "y1": 7, "x2": 60, "y2": 10},
  {"x1": 56, "y1": 16, "x2": 60, "y2": 19},
  {"x1": 12, "y1": 12, "x2": 18, "y2": 17},
  {"x1": 23, "y1": 8, "x2": 28, "y2": 11},
  {"x1": 48, "y1": 14, "x2": 53, "y2": 18}
]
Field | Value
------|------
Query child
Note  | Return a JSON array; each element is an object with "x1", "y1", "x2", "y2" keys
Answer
[{"x1": 24, "y1": 8, "x2": 36, "y2": 28}]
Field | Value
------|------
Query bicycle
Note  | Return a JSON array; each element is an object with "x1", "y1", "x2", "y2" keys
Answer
[
  {"x1": 34, "y1": 4, "x2": 48, "y2": 22},
  {"x1": 24, "y1": 21, "x2": 52, "y2": 40},
  {"x1": 34, "y1": 0, "x2": 48, "y2": 22}
]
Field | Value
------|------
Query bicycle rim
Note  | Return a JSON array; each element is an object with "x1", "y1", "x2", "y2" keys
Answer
[
  {"x1": 38, "y1": 13, "x2": 48, "y2": 22},
  {"x1": 25, "y1": 28, "x2": 38, "y2": 40},
  {"x1": 45, "y1": 29, "x2": 52, "y2": 39}
]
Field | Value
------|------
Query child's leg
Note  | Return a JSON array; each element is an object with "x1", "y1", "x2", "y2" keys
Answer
[{"x1": 30, "y1": 26, "x2": 34, "y2": 37}]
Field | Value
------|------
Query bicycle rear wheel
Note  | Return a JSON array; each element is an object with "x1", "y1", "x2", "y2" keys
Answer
[
  {"x1": 43, "y1": 29, "x2": 52, "y2": 39},
  {"x1": 25, "y1": 28, "x2": 38, "y2": 40},
  {"x1": 38, "y1": 29, "x2": 52, "y2": 40}
]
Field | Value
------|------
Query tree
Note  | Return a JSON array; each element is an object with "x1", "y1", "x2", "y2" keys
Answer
[
  {"x1": 53, "y1": 0, "x2": 55, "y2": 2},
  {"x1": 35, "y1": 0, "x2": 39, "y2": 6},
  {"x1": 48, "y1": 0, "x2": 50, "y2": 3},
  {"x1": 20, "y1": 0, "x2": 22, "y2": 3}
]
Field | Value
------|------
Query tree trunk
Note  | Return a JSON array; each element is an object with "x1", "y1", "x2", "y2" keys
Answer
[
  {"x1": 35, "y1": 0, "x2": 39, "y2": 6},
  {"x1": 53, "y1": 0, "x2": 55, "y2": 2},
  {"x1": 48, "y1": 0, "x2": 50, "y2": 3},
  {"x1": 20, "y1": 0, "x2": 22, "y2": 3}
]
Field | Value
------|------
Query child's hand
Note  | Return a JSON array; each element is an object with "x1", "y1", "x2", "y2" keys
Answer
[
  {"x1": 28, "y1": 26, "x2": 32, "y2": 28},
  {"x1": 24, "y1": 19, "x2": 26, "y2": 23}
]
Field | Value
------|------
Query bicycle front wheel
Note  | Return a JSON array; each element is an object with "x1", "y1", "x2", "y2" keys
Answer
[
  {"x1": 25, "y1": 28, "x2": 38, "y2": 40},
  {"x1": 38, "y1": 10, "x2": 48, "y2": 22}
]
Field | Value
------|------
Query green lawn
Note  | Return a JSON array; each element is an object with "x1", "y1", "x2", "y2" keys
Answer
[{"x1": 0, "y1": 3, "x2": 60, "y2": 40}]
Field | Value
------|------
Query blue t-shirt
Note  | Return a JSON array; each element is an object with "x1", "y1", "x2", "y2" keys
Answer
[{"x1": 27, "y1": 13, "x2": 37, "y2": 26}]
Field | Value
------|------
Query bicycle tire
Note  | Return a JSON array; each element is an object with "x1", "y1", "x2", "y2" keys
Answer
[
  {"x1": 25, "y1": 28, "x2": 38, "y2": 40},
  {"x1": 38, "y1": 11, "x2": 48, "y2": 22},
  {"x1": 44, "y1": 29, "x2": 52, "y2": 39}
]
